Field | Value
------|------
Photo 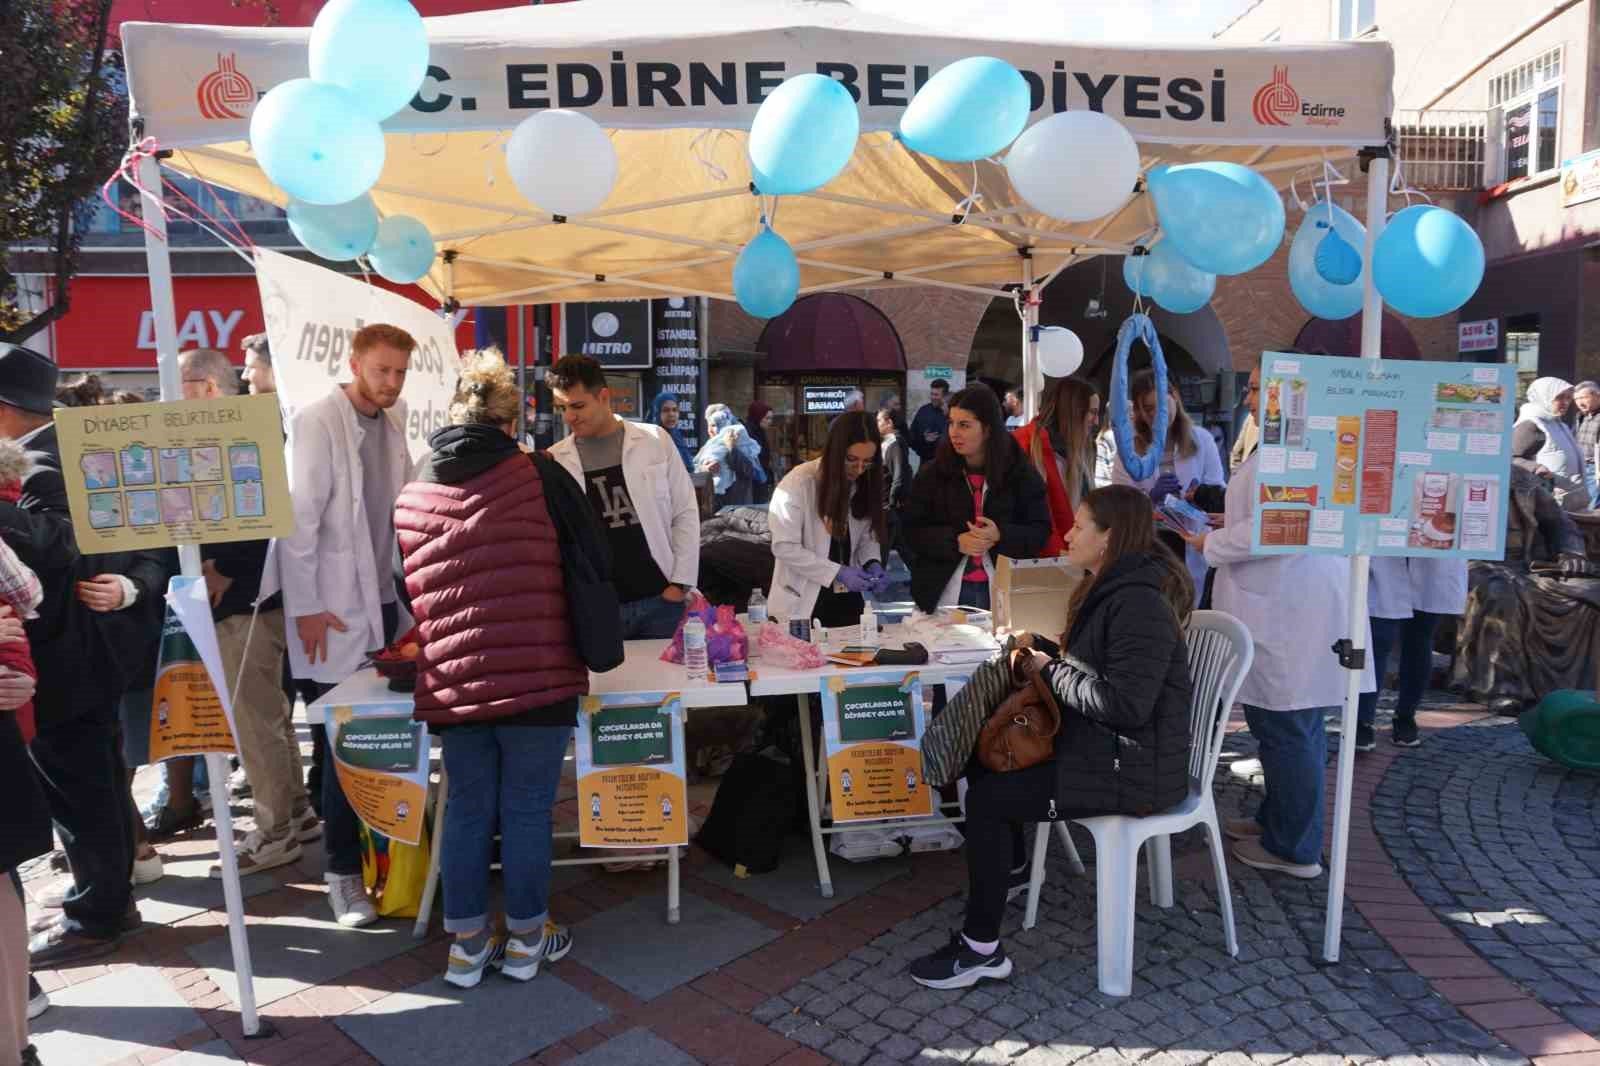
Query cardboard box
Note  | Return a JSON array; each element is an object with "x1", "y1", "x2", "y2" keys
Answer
[{"x1": 992, "y1": 556, "x2": 1084, "y2": 641}]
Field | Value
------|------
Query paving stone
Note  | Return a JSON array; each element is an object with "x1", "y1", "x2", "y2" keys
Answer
[
  {"x1": 877, "y1": 1032, "x2": 926, "y2": 1061},
  {"x1": 572, "y1": 890, "x2": 780, "y2": 1000},
  {"x1": 826, "y1": 1037, "x2": 875, "y2": 1065},
  {"x1": 567, "y1": 1027, "x2": 698, "y2": 1066},
  {"x1": 30, "y1": 961, "x2": 202, "y2": 1066}
]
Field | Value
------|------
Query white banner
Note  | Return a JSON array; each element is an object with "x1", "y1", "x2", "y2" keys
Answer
[{"x1": 254, "y1": 249, "x2": 460, "y2": 464}]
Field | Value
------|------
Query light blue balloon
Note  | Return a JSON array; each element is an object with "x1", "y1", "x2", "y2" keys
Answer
[
  {"x1": 750, "y1": 74, "x2": 859, "y2": 195},
  {"x1": 309, "y1": 0, "x2": 430, "y2": 122},
  {"x1": 1373, "y1": 204, "x2": 1485, "y2": 318},
  {"x1": 898, "y1": 57, "x2": 1030, "y2": 163},
  {"x1": 249, "y1": 79, "x2": 385, "y2": 205},
  {"x1": 733, "y1": 227, "x2": 799, "y2": 319},
  {"x1": 1122, "y1": 241, "x2": 1215, "y2": 314},
  {"x1": 1147, "y1": 162, "x2": 1286, "y2": 275},
  {"x1": 1289, "y1": 201, "x2": 1366, "y2": 320},
  {"x1": 368, "y1": 215, "x2": 434, "y2": 283},
  {"x1": 1314, "y1": 225, "x2": 1362, "y2": 285},
  {"x1": 286, "y1": 196, "x2": 379, "y2": 261}
]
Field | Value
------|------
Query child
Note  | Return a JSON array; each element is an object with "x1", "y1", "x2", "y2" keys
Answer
[{"x1": 0, "y1": 439, "x2": 41, "y2": 742}]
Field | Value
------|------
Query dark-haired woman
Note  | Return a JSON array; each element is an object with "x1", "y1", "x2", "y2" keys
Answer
[
  {"x1": 910, "y1": 485, "x2": 1194, "y2": 989},
  {"x1": 1012, "y1": 377, "x2": 1100, "y2": 557},
  {"x1": 767, "y1": 411, "x2": 888, "y2": 627},
  {"x1": 902, "y1": 386, "x2": 1050, "y2": 613}
]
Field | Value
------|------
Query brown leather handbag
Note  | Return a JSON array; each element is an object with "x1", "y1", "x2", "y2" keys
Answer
[{"x1": 977, "y1": 649, "x2": 1062, "y2": 772}]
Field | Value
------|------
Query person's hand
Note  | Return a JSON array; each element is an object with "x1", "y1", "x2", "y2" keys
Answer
[
  {"x1": 835, "y1": 566, "x2": 873, "y2": 594},
  {"x1": 969, "y1": 517, "x2": 1001, "y2": 550},
  {"x1": 1148, "y1": 473, "x2": 1183, "y2": 504},
  {"x1": 77, "y1": 574, "x2": 127, "y2": 613},
  {"x1": 0, "y1": 603, "x2": 22, "y2": 645},
  {"x1": 296, "y1": 611, "x2": 348, "y2": 664},
  {"x1": 1536, "y1": 465, "x2": 1555, "y2": 479},
  {"x1": 1183, "y1": 479, "x2": 1201, "y2": 502},
  {"x1": 864, "y1": 562, "x2": 890, "y2": 595},
  {"x1": 0, "y1": 667, "x2": 34, "y2": 712},
  {"x1": 1207, "y1": 513, "x2": 1225, "y2": 529},
  {"x1": 202, "y1": 559, "x2": 233, "y2": 609},
  {"x1": 957, "y1": 530, "x2": 988, "y2": 555},
  {"x1": 703, "y1": 459, "x2": 722, "y2": 475},
  {"x1": 661, "y1": 584, "x2": 687, "y2": 603},
  {"x1": 1178, "y1": 528, "x2": 1209, "y2": 553}
]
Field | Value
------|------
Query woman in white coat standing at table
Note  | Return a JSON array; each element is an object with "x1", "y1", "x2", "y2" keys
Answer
[
  {"x1": 1355, "y1": 556, "x2": 1467, "y2": 751},
  {"x1": 767, "y1": 412, "x2": 889, "y2": 627},
  {"x1": 1179, "y1": 368, "x2": 1373, "y2": 880}
]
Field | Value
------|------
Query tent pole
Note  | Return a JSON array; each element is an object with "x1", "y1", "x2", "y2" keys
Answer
[
  {"x1": 136, "y1": 153, "x2": 261, "y2": 1036},
  {"x1": 1021, "y1": 251, "x2": 1039, "y2": 422},
  {"x1": 1323, "y1": 148, "x2": 1390, "y2": 964}
]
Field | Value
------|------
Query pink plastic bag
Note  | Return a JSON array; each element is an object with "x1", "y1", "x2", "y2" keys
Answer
[
  {"x1": 659, "y1": 594, "x2": 749, "y2": 666},
  {"x1": 757, "y1": 621, "x2": 825, "y2": 669}
]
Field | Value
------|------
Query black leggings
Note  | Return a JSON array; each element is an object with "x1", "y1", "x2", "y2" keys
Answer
[{"x1": 962, "y1": 761, "x2": 1059, "y2": 942}]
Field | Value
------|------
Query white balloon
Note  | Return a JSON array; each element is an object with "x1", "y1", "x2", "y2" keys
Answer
[
  {"x1": 505, "y1": 110, "x2": 618, "y2": 216},
  {"x1": 1036, "y1": 326, "x2": 1084, "y2": 378},
  {"x1": 1006, "y1": 112, "x2": 1140, "y2": 222}
]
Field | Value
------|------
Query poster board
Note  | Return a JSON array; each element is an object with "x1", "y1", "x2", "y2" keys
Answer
[
  {"x1": 1250, "y1": 353, "x2": 1513, "y2": 559},
  {"x1": 149, "y1": 576, "x2": 237, "y2": 762},
  {"x1": 328, "y1": 702, "x2": 431, "y2": 846},
  {"x1": 820, "y1": 670, "x2": 933, "y2": 824},
  {"x1": 53, "y1": 394, "x2": 291, "y2": 553},
  {"x1": 574, "y1": 692, "x2": 689, "y2": 848}
]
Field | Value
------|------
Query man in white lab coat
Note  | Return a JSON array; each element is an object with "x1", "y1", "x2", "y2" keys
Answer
[
  {"x1": 278, "y1": 323, "x2": 414, "y2": 928},
  {"x1": 1355, "y1": 556, "x2": 1467, "y2": 750}
]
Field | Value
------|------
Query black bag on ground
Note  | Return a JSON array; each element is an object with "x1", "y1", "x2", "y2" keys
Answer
[
  {"x1": 530, "y1": 450, "x2": 624, "y2": 673},
  {"x1": 696, "y1": 750, "x2": 799, "y2": 874}
]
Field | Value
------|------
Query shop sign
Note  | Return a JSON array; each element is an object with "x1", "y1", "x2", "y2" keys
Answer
[
  {"x1": 802, "y1": 385, "x2": 855, "y2": 415},
  {"x1": 1458, "y1": 320, "x2": 1499, "y2": 353},
  {"x1": 647, "y1": 297, "x2": 701, "y2": 448},
  {"x1": 922, "y1": 365, "x2": 953, "y2": 381},
  {"x1": 1560, "y1": 149, "x2": 1600, "y2": 208},
  {"x1": 561, "y1": 300, "x2": 652, "y2": 369}
]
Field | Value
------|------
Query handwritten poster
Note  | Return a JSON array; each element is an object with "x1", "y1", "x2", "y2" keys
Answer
[
  {"x1": 575, "y1": 693, "x2": 688, "y2": 849},
  {"x1": 821, "y1": 671, "x2": 933, "y2": 824}
]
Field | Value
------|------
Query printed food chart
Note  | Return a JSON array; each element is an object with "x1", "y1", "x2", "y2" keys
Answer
[{"x1": 1249, "y1": 353, "x2": 1513, "y2": 560}]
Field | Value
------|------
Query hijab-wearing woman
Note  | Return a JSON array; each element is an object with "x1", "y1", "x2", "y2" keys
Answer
[
  {"x1": 649, "y1": 390, "x2": 696, "y2": 472},
  {"x1": 698, "y1": 404, "x2": 767, "y2": 506},
  {"x1": 744, "y1": 401, "x2": 776, "y2": 501},
  {"x1": 902, "y1": 386, "x2": 1050, "y2": 613},
  {"x1": 1012, "y1": 377, "x2": 1101, "y2": 557},
  {"x1": 767, "y1": 412, "x2": 888, "y2": 627},
  {"x1": 1513, "y1": 376, "x2": 1587, "y2": 511},
  {"x1": 910, "y1": 485, "x2": 1194, "y2": 989}
]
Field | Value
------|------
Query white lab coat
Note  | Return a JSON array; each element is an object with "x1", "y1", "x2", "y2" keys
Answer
[
  {"x1": 274, "y1": 387, "x2": 411, "y2": 684},
  {"x1": 1112, "y1": 423, "x2": 1227, "y2": 602},
  {"x1": 767, "y1": 460, "x2": 882, "y2": 623},
  {"x1": 548, "y1": 415, "x2": 700, "y2": 590},
  {"x1": 1204, "y1": 452, "x2": 1374, "y2": 711},
  {"x1": 1367, "y1": 556, "x2": 1468, "y2": 620}
]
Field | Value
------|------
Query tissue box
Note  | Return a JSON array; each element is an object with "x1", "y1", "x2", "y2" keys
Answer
[{"x1": 993, "y1": 555, "x2": 1084, "y2": 640}]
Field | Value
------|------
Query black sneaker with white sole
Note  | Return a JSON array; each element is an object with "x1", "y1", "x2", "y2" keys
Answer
[
  {"x1": 27, "y1": 974, "x2": 48, "y2": 1020},
  {"x1": 1354, "y1": 723, "x2": 1376, "y2": 752},
  {"x1": 1392, "y1": 720, "x2": 1421, "y2": 747},
  {"x1": 910, "y1": 932, "x2": 1013, "y2": 990}
]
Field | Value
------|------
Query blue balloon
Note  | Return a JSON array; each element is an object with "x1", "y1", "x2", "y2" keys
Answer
[
  {"x1": 898, "y1": 57, "x2": 1030, "y2": 163},
  {"x1": 750, "y1": 74, "x2": 859, "y2": 195},
  {"x1": 1289, "y1": 201, "x2": 1365, "y2": 320},
  {"x1": 1373, "y1": 204, "x2": 1485, "y2": 318},
  {"x1": 249, "y1": 79, "x2": 385, "y2": 205},
  {"x1": 309, "y1": 0, "x2": 430, "y2": 122},
  {"x1": 1146, "y1": 162, "x2": 1286, "y2": 275},
  {"x1": 1109, "y1": 314, "x2": 1169, "y2": 483},
  {"x1": 1314, "y1": 224, "x2": 1362, "y2": 285},
  {"x1": 733, "y1": 227, "x2": 799, "y2": 319},
  {"x1": 286, "y1": 196, "x2": 379, "y2": 261},
  {"x1": 1122, "y1": 241, "x2": 1215, "y2": 314},
  {"x1": 368, "y1": 215, "x2": 434, "y2": 283}
]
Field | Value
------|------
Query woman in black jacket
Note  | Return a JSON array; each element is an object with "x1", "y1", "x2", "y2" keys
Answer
[
  {"x1": 911, "y1": 485, "x2": 1194, "y2": 990},
  {"x1": 901, "y1": 386, "x2": 1050, "y2": 612}
]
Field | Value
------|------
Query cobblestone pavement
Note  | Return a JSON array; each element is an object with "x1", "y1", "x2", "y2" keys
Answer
[{"x1": 24, "y1": 698, "x2": 1600, "y2": 1066}]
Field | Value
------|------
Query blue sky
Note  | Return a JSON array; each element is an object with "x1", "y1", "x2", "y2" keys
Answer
[{"x1": 852, "y1": 0, "x2": 1257, "y2": 42}]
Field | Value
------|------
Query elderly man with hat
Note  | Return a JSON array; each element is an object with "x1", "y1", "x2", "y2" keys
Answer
[{"x1": 0, "y1": 343, "x2": 141, "y2": 965}]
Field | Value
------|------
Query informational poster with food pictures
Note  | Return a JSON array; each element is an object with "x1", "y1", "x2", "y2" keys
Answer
[
  {"x1": 575, "y1": 693, "x2": 688, "y2": 849},
  {"x1": 149, "y1": 576, "x2": 237, "y2": 762},
  {"x1": 53, "y1": 394, "x2": 292, "y2": 553},
  {"x1": 330, "y1": 702, "x2": 431, "y2": 846},
  {"x1": 1250, "y1": 353, "x2": 1512, "y2": 559},
  {"x1": 821, "y1": 671, "x2": 934, "y2": 824}
]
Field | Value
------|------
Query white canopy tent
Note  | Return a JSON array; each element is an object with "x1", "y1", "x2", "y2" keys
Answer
[{"x1": 120, "y1": 0, "x2": 1398, "y2": 1019}]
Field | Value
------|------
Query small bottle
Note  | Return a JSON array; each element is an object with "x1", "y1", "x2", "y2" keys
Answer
[
  {"x1": 746, "y1": 590, "x2": 767, "y2": 661},
  {"x1": 683, "y1": 616, "x2": 708, "y2": 681},
  {"x1": 860, "y1": 602, "x2": 879, "y2": 647}
]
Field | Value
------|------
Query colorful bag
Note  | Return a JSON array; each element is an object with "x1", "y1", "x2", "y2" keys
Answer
[{"x1": 359, "y1": 819, "x2": 432, "y2": 919}]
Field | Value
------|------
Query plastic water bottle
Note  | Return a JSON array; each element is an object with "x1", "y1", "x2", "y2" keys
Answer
[
  {"x1": 860, "y1": 602, "x2": 879, "y2": 647},
  {"x1": 746, "y1": 590, "x2": 767, "y2": 661},
  {"x1": 683, "y1": 616, "x2": 708, "y2": 681}
]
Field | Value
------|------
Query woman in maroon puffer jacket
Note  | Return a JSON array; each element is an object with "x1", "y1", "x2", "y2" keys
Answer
[{"x1": 394, "y1": 351, "x2": 588, "y2": 990}]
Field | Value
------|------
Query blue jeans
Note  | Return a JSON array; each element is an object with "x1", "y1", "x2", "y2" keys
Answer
[
  {"x1": 1357, "y1": 612, "x2": 1443, "y2": 728},
  {"x1": 621, "y1": 593, "x2": 682, "y2": 640},
  {"x1": 440, "y1": 723, "x2": 572, "y2": 935},
  {"x1": 1243, "y1": 704, "x2": 1329, "y2": 866}
]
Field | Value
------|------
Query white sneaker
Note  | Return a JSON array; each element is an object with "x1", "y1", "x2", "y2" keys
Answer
[
  {"x1": 212, "y1": 832, "x2": 302, "y2": 878},
  {"x1": 27, "y1": 975, "x2": 49, "y2": 1020},
  {"x1": 132, "y1": 851, "x2": 164, "y2": 885},
  {"x1": 228, "y1": 766, "x2": 252, "y2": 798},
  {"x1": 496, "y1": 921, "x2": 571, "y2": 982},
  {"x1": 444, "y1": 934, "x2": 505, "y2": 989},
  {"x1": 324, "y1": 873, "x2": 378, "y2": 928},
  {"x1": 293, "y1": 808, "x2": 323, "y2": 844}
]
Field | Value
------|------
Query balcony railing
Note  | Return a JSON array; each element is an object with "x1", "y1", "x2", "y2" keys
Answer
[{"x1": 1395, "y1": 109, "x2": 1491, "y2": 190}]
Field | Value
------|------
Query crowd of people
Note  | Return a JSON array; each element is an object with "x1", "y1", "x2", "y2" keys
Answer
[{"x1": 1, "y1": 331, "x2": 1503, "y2": 1060}]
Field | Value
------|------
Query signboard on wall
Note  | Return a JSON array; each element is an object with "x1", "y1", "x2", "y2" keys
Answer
[
  {"x1": 1458, "y1": 320, "x2": 1499, "y2": 353},
  {"x1": 802, "y1": 385, "x2": 855, "y2": 415},
  {"x1": 1561, "y1": 149, "x2": 1600, "y2": 208},
  {"x1": 561, "y1": 300, "x2": 652, "y2": 369},
  {"x1": 647, "y1": 297, "x2": 701, "y2": 448}
]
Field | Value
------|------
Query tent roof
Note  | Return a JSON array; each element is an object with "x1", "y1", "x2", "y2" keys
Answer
[{"x1": 122, "y1": 0, "x2": 1395, "y2": 307}]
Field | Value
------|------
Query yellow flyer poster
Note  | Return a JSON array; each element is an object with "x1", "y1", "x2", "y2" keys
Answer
[
  {"x1": 53, "y1": 393, "x2": 292, "y2": 553},
  {"x1": 821, "y1": 671, "x2": 933, "y2": 823},
  {"x1": 575, "y1": 693, "x2": 688, "y2": 849},
  {"x1": 330, "y1": 704, "x2": 431, "y2": 846},
  {"x1": 149, "y1": 576, "x2": 237, "y2": 762}
]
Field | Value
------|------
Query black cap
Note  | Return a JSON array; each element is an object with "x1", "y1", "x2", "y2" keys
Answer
[{"x1": 0, "y1": 344, "x2": 60, "y2": 415}]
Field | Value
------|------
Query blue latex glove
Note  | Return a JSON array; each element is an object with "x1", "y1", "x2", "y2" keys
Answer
[
  {"x1": 864, "y1": 562, "x2": 891, "y2": 595},
  {"x1": 1147, "y1": 473, "x2": 1183, "y2": 504},
  {"x1": 835, "y1": 566, "x2": 873, "y2": 594}
]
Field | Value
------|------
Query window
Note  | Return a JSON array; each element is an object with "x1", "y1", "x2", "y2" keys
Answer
[
  {"x1": 1506, "y1": 314, "x2": 1541, "y2": 401},
  {"x1": 1491, "y1": 47, "x2": 1562, "y2": 181},
  {"x1": 1337, "y1": 0, "x2": 1376, "y2": 38}
]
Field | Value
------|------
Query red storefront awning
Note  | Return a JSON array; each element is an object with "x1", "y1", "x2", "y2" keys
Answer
[{"x1": 757, "y1": 294, "x2": 907, "y2": 374}]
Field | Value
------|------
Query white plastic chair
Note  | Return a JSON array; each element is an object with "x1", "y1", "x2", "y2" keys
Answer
[{"x1": 1021, "y1": 609, "x2": 1254, "y2": 997}]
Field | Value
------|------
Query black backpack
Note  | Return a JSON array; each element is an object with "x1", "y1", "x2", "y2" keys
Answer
[{"x1": 696, "y1": 750, "x2": 800, "y2": 874}]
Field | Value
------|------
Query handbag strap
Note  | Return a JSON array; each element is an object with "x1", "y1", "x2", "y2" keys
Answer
[{"x1": 1017, "y1": 653, "x2": 1063, "y2": 738}]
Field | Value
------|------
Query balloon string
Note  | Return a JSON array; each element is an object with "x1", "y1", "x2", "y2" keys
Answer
[
  {"x1": 689, "y1": 129, "x2": 731, "y2": 184},
  {"x1": 952, "y1": 163, "x2": 982, "y2": 224},
  {"x1": 103, "y1": 143, "x2": 253, "y2": 264},
  {"x1": 101, "y1": 137, "x2": 166, "y2": 241}
]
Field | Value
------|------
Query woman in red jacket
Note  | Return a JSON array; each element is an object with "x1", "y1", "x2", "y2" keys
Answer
[
  {"x1": 1011, "y1": 378, "x2": 1101, "y2": 557},
  {"x1": 394, "y1": 352, "x2": 590, "y2": 990}
]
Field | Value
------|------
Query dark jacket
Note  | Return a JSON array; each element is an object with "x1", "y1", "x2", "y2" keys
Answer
[
  {"x1": 909, "y1": 403, "x2": 948, "y2": 463},
  {"x1": 698, "y1": 505, "x2": 775, "y2": 608},
  {"x1": 394, "y1": 424, "x2": 588, "y2": 726},
  {"x1": 203, "y1": 539, "x2": 281, "y2": 622},
  {"x1": 1042, "y1": 551, "x2": 1193, "y2": 816},
  {"x1": 0, "y1": 709, "x2": 51, "y2": 871},
  {"x1": 882, "y1": 436, "x2": 913, "y2": 512},
  {"x1": 901, "y1": 451, "x2": 1051, "y2": 613},
  {"x1": 89, "y1": 545, "x2": 178, "y2": 694}
]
